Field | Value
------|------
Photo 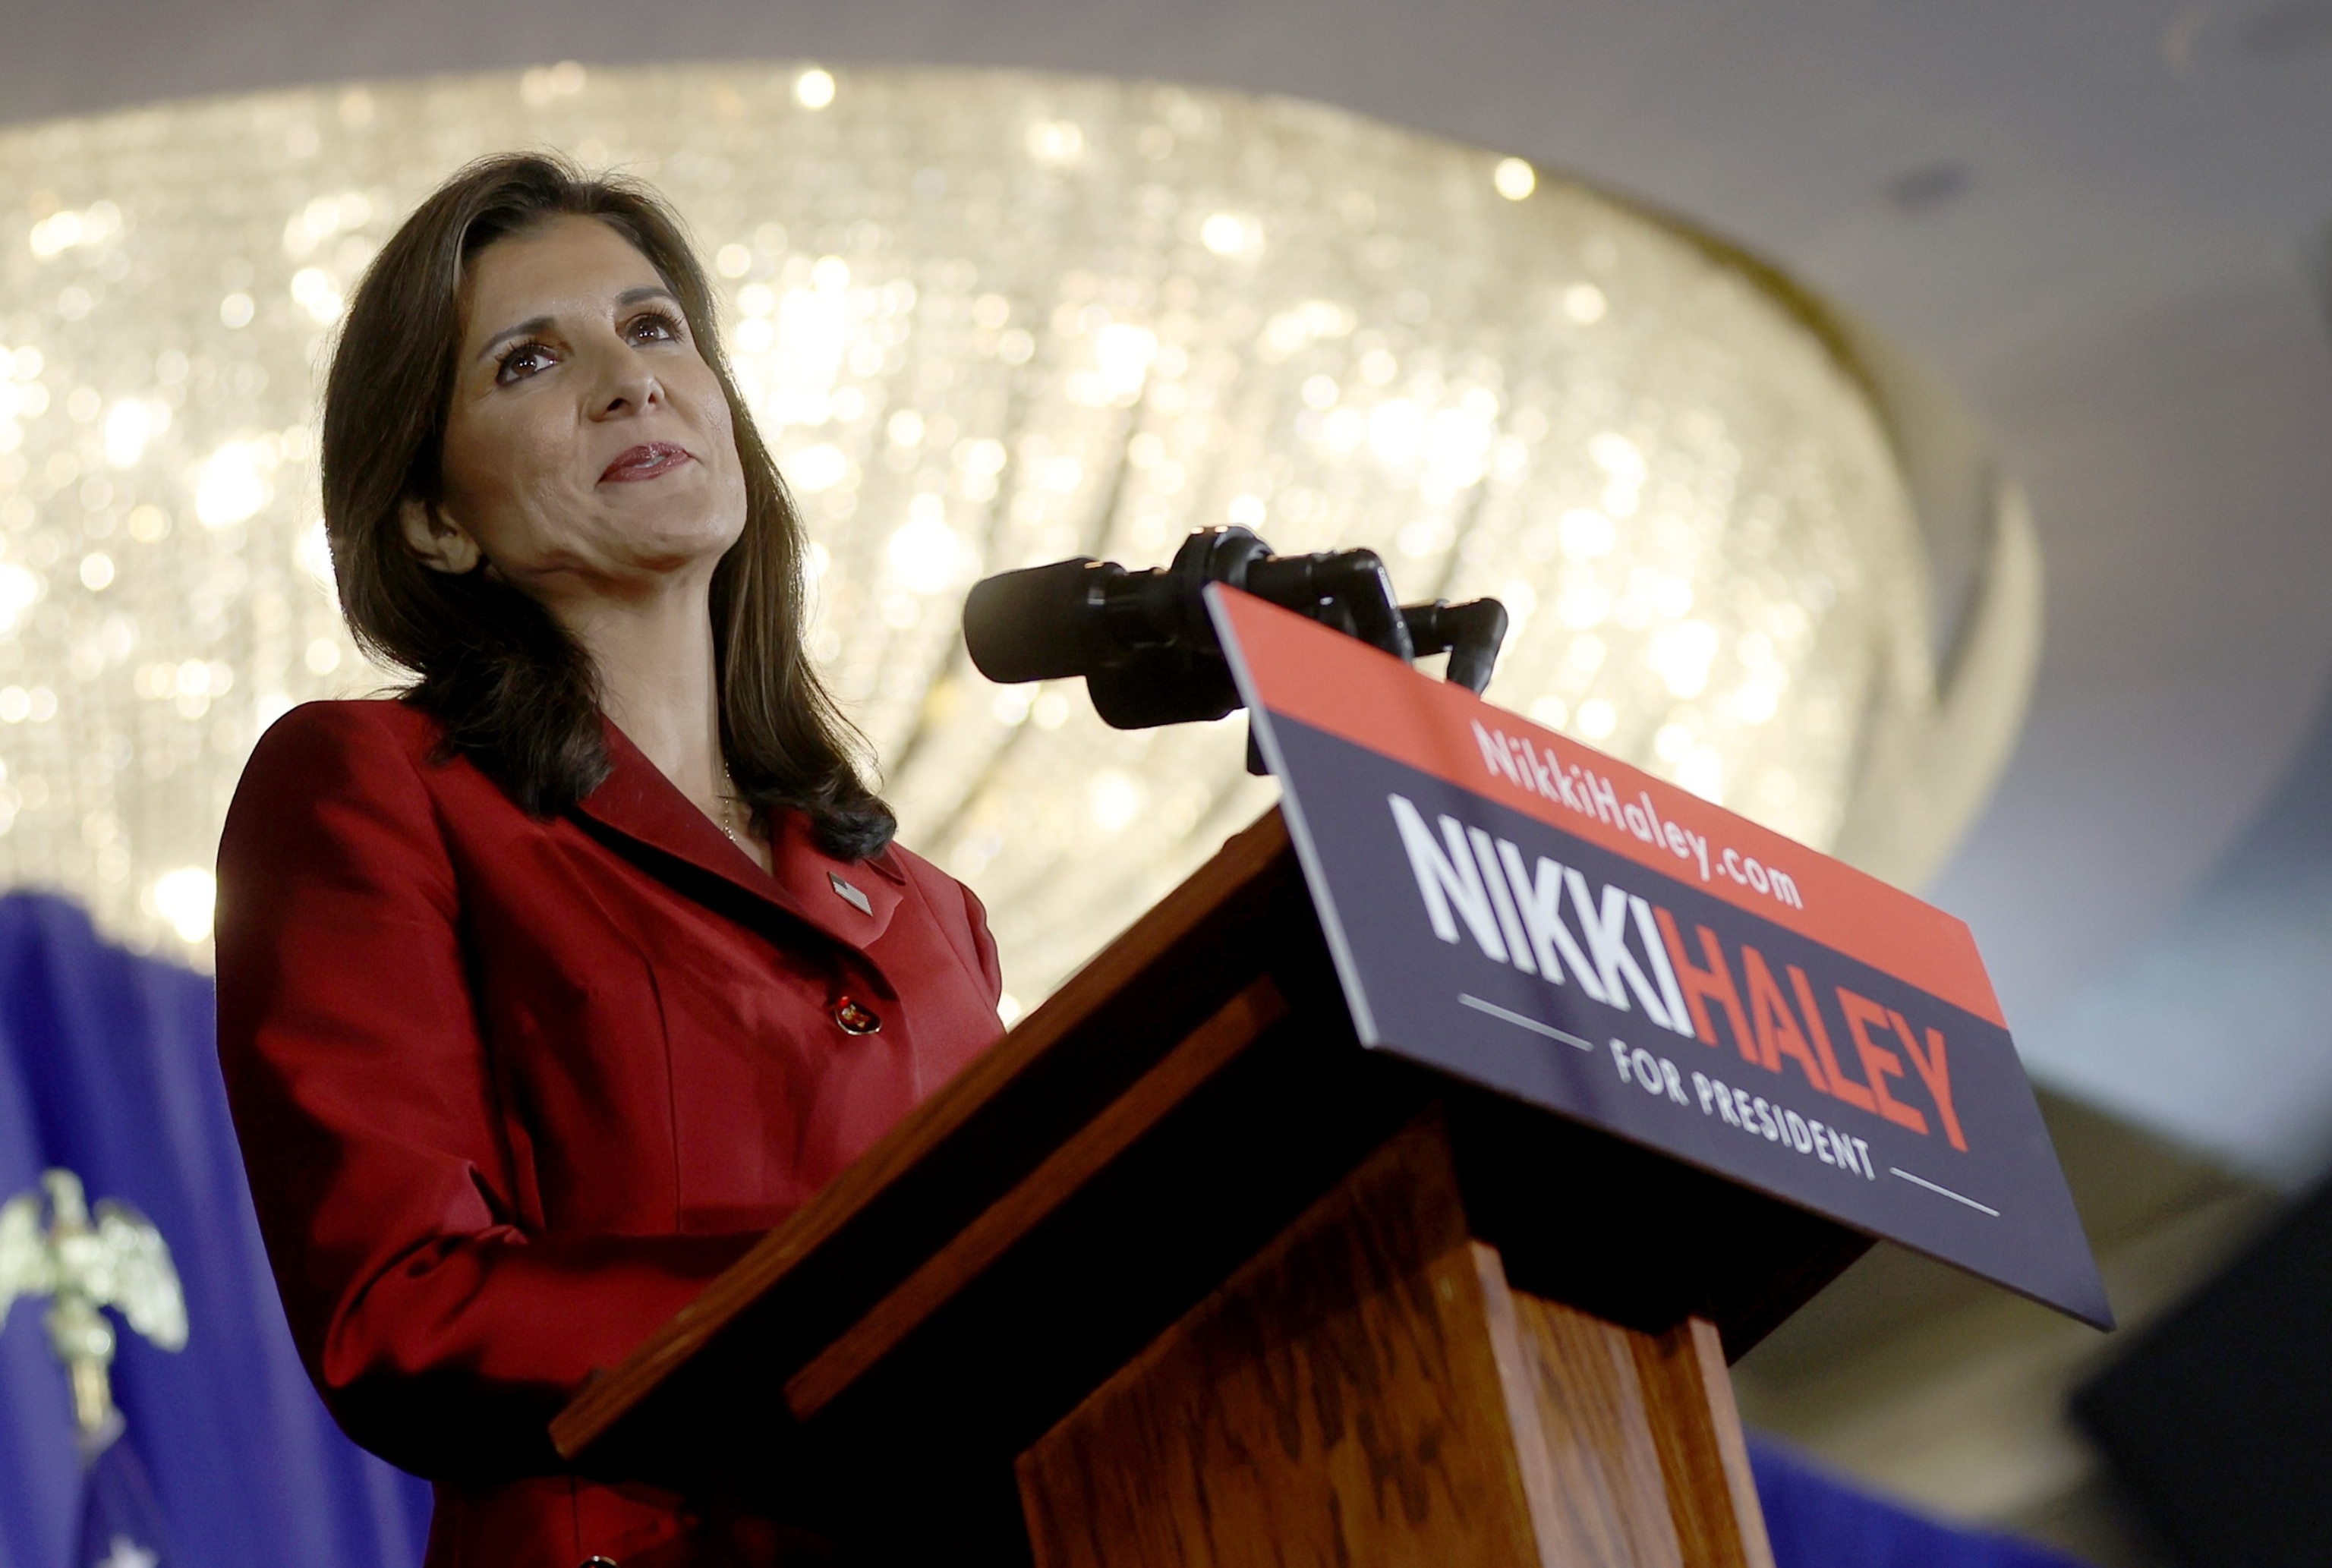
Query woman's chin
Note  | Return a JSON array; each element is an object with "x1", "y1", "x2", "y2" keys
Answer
[
  {"x1": 603, "y1": 474, "x2": 743, "y2": 546},
  {"x1": 600, "y1": 504, "x2": 745, "y2": 568},
  {"x1": 632, "y1": 528, "x2": 744, "y2": 578}
]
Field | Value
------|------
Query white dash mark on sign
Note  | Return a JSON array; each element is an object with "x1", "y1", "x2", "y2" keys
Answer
[
  {"x1": 1889, "y1": 1167, "x2": 2000, "y2": 1217},
  {"x1": 1458, "y1": 993, "x2": 1596, "y2": 1052}
]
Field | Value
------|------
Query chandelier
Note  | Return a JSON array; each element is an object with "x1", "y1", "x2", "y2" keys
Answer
[{"x1": 0, "y1": 65, "x2": 2035, "y2": 1008}]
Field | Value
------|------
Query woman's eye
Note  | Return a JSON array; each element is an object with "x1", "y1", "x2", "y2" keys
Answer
[
  {"x1": 629, "y1": 310, "x2": 682, "y2": 344},
  {"x1": 496, "y1": 343, "x2": 555, "y2": 382}
]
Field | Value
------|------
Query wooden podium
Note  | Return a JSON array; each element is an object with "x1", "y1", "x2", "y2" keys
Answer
[{"x1": 552, "y1": 809, "x2": 1873, "y2": 1566}]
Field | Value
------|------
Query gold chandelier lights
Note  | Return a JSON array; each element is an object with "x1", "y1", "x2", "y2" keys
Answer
[{"x1": 0, "y1": 64, "x2": 2035, "y2": 1008}]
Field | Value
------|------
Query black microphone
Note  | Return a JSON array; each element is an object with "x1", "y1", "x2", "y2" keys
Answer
[{"x1": 962, "y1": 526, "x2": 1508, "y2": 734}]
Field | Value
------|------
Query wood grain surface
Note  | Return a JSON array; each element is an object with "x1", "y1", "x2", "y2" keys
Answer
[
  {"x1": 1505, "y1": 1287, "x2": 1687, "y2": 1568},
  {"x1": 1013, "y1": 1110, "x2": 1781, "y2": 1568},
  {"x1": 1016, "y1": 1111, "x2": 1552, "y2": 1568},
  {"x1": 1630, "y1": 1318, "x2": 1777, "y2": 1568}
]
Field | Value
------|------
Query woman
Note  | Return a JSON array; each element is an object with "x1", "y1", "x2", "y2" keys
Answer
[{"x1": 215, "y1": 154, "x2": 1005, "y2": 1568}]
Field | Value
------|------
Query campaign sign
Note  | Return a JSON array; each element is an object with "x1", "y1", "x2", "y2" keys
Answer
[{"x1": 1210, "y1": 586, "x2": 2112, "y2": 1328}]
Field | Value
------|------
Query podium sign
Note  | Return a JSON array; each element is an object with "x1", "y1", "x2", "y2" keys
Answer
[{"x1": 1213, "y1": 586, "x2": 2111, "y2": 1328}]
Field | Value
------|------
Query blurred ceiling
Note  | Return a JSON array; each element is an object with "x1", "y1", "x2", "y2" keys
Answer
[{"x1": 5, "y1": 0, "x2": 2330, "y2": 1178}]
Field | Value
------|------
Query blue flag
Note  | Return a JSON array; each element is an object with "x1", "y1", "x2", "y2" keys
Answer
[{"x1": 0, "y1": 893, "x2": 431, "y2": 1568}]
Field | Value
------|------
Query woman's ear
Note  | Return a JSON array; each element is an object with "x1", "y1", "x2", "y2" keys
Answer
[{"x1": 399, "y1": 497, "x2": 484, "y2": 575}]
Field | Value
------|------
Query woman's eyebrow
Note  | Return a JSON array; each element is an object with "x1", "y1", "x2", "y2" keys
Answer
[{"x1": 477, "y1": 314, "x2": 556, "y2": 363}]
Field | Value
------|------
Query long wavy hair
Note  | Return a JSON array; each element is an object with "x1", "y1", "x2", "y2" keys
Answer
[{"x1": 321, "y1": 152, "x2": 893, "y2": 860}]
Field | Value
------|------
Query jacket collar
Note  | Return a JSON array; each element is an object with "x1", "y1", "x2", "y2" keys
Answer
[{"x1": 573, "y1": 720, "x2": 903, "y2": 952}]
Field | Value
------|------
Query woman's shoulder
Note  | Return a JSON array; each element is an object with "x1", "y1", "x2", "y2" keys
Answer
[
  {"x1": 878, "y1": 839, "x2": 1002, "y2": 994},
  {"x1": 227, "y1": 698, "x2": 450, "y2": 841},
  {"x1": 876, "y1": 837, "x2": 966, "y2": 905},
  {"x1": 254, "y1": 694, "x2": 440, "y2": 756}
]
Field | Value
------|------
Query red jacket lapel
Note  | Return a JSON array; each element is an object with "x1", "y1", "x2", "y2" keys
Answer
[{"x1": 573, "y1": 721, "x2": 903, "y2": 952}]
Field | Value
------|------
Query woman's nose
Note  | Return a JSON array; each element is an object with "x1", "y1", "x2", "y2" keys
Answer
[{"x1": 587, "y1": 345, "x2": 663, "y2": 419}]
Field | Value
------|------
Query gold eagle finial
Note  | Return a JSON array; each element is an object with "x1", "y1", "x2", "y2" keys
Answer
[{"x1": 0, "y1": 1169, "x2": 188, "y2": 1437}]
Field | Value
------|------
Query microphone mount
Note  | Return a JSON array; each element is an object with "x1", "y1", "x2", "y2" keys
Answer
[{"x1": 962, "y1": 527, "x2": 1508, "y2": 742}]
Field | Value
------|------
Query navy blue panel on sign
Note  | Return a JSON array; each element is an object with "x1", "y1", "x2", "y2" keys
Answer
[{"x1": 1259, "y1": 710, "x2": 2110, "y2": 1329}]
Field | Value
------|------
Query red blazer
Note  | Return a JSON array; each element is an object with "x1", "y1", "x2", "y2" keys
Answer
[{"x1": 215, "y1": 700, "x2": 1005, "y2": 1568}]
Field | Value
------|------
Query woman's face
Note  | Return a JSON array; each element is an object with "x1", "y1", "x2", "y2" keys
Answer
[{"x1": 421, "y1": 214, "x2": 747, "y2": 610}]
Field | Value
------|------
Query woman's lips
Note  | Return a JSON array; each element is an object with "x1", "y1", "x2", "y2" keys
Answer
[{"x1": 600, "y1": 442, "x2": 694, "y2": 483}]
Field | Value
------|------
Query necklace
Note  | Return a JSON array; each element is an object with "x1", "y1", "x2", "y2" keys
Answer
[{"x1": 715, "y1": 764, "x2": 750, "y2": 847}]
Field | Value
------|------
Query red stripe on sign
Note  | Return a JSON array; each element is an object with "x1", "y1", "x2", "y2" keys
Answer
[{"x1": 1212, "y1": 587, "x2": 2007, "y2": 1029}]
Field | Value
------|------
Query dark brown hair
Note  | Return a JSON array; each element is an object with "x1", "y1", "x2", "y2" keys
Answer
[{"x1": 321, "y1": 152, "x2": 893, "y2": 860}]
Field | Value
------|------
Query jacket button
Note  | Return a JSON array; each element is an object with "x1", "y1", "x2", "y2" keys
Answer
[{"x1": 833, "y1": 997, "x2": 881, "y2": 1035}]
